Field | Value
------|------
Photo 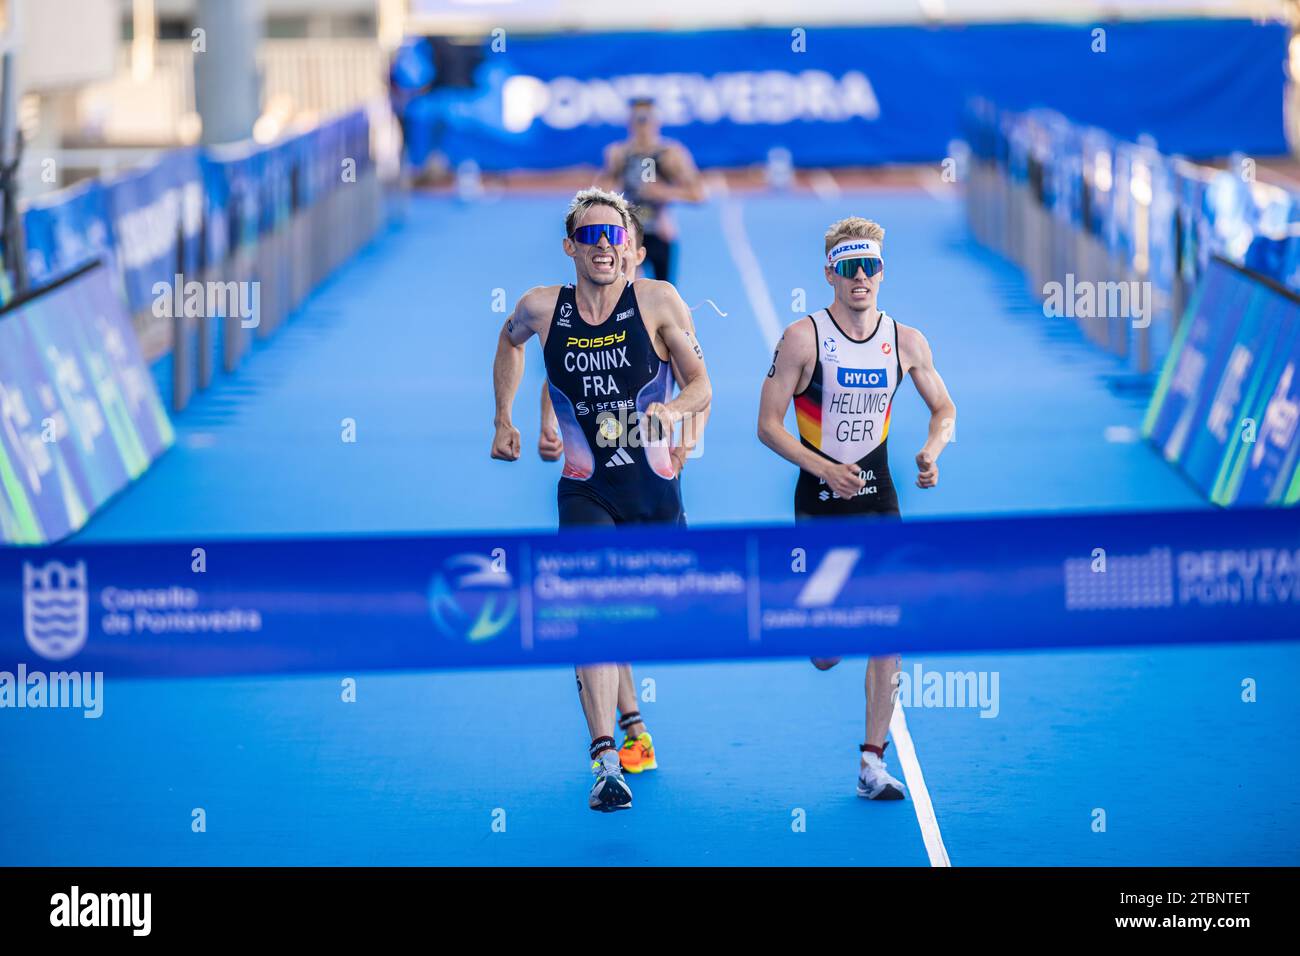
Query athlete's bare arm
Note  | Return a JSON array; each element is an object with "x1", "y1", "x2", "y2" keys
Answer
[
  {"x1": 492, "y1": 286, "x2": 556, "y2": 461},
  {"x1": 757, "y1": 318, "x2": 865, "y2": 500},
  {"x1": 634, "y1": 279, "x2": 711, "y2": 448},
  {"x1": 897, "y1": 323, "x2": 956, "y2": 489},
  {"x1": 538, "y1": 380, "x2": 562, "y2": 461},
  {"x1": 667, "y1": 310, "x2": 711, "y2": 474}
]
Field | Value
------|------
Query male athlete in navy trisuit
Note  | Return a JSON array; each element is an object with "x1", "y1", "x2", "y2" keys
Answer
[
  {"x1": 535, "y1": 206, "x2": 710, "y2": 783},
  {"x1": 758, "y1": 217, "x2": 957, "y2": 801},
  {"x1": 491, "y1": 187, "x2": 711, "y2": 812}
]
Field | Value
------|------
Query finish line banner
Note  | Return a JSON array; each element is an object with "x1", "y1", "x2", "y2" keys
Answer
[{"x1": 1, "y1": 507, "x2": 1296, "y2": 678}]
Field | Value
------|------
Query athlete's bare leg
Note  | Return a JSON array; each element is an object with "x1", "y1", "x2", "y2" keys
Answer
[
  {"x1": 616, "y1": 664, "x2": 646, "y2": 736},
  {"x1": 865, "y1": 654, "x2": 900, "y2": 748},
  {"x1": 576, "y1": 664, "x2": 620, "y2": 751}
]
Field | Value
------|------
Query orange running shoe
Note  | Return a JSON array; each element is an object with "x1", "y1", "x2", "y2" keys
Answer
[{"x1": 618, "y1": 732, "x2": 657, "y2": 773}]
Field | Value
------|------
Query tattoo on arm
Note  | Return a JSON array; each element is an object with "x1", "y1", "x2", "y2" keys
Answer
[{"x1": 767, "y1": 346, "x2": 780, "y2": 378}]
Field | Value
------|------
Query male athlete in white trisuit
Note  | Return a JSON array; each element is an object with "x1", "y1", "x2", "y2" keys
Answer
[{"x1": 757, "y1": 217, "x2": 956, "y2": 800}]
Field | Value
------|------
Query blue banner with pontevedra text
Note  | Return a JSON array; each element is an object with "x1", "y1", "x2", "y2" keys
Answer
[
  {"x1": 418, "y1": 19, "x2": 1286, "y2": 170},
  {"x1": 1, "y1": 507, "x2": 1296, "y2": 679}
]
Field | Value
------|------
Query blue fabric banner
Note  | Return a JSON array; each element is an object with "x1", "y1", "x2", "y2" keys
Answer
[
  {"x1": 412, "y1": 19, "x2": 1286, "y2": 171},
  {"x1": 100, "y1": 151, "x2": 203, "y2": 316},
  {"x1": 1, "y1": 506, "x2": 1294, "y2": 677},
  {"x1": 0, "y1": 264, "x2": 175, "y2": 545},
  {"x1": 22, "y1": 109, "x2": 371, "y2": 315},
  {"x1": 1212, "y1": 290, "x2": 1300, "y2": 505},
  {"x1": 1145, "y1": 257, "x2": 1300, "y2": 505},
  {"x1": 22, "y1": 181, "x2": 118, "y2": 292}
]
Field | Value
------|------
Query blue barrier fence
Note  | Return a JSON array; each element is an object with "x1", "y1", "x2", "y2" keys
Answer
[
  {"x1": 2, "y1": 507, "x2": 1296, "y2": 678},
  {"x1": 18, "y1": 110, "x2": 380, "y2": 411},
  {"x1": 963, "y1": 101, "x2": 1299, "y2": 377},
  {"x1": 965, "y1": 104, "x2": 1300, "y2": 507},
  {"x1": 0, "y1": 111, "x2": 383, "y2": 544}
]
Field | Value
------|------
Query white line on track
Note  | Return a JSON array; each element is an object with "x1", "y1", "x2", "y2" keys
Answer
[
  {"x1": 890, "y1": 704, "x2": 951, "y2": 866},
  {"x1": 718, "y1": 196, "x2": 784, "y2": 349}
]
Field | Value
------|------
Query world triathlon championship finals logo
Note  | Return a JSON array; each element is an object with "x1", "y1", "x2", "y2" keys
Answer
[
  {"x1": 427, "y1": 553, "x2": 518, "y2": 643},
  {"x1": 23, "y1": 561, "x2": 90, "y2": 661}
]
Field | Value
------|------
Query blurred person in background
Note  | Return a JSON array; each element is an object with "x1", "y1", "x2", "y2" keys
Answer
[
  {"x1": 388, "y1": 37, "x2": 441, "y2": 178},
  {"x1": 597, "y1": 98, "x2": 705, "y2": 283},
  {"x1": 389, "y1": 36, "x2": 486, "y2": 183}
]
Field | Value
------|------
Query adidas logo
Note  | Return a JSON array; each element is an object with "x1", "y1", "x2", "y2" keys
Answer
[{"x1": 605, "y1": 448, "x2": 634, "y2": 468}]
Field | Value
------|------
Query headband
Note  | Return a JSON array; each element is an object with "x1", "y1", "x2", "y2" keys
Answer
[{"x1": 827, "y1": 238, "x2": 882, "y2": 263}]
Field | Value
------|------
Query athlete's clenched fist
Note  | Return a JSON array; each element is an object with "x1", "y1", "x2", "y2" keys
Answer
[
  {"x1": 640, "y1": 402, "x2": 680, "y2": 446},
  {"x1": 915, "y1": 451, "x2": 938, "y2": 489},
  {"x1": 822, "y1": 461, "x2": 866, "y2": 500},
  {"x1": 491, "y1": 421, "x2": 521, "y2": 461},
  {"x1": 538, "y1": 423, "x2": 563, "y2": 462}
]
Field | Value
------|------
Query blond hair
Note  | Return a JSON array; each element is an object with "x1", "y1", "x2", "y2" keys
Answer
[
  {"x1": 565, "y1": 187, "x2": 631, "y2": 236},
  {"x1": 824, "y1": 217, "x2": 885, "y2": 255}
]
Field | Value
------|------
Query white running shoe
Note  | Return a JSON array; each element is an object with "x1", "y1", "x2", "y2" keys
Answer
[
  {"x1": 857, "y1": 752, "x2": 906, "y2": 800},
  {"x1": 589, "y1": 750, "x2": 633, "y2": 812}
]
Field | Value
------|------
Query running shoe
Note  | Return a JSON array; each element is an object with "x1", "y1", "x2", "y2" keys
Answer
[
  {"x1": 857, "y1": 751, "x2": 906, "y2": 800},
  {"x1": 589, "y1": 749, "x2": 633, "y2": 812},
  {"x1": 618, "y1": 732, "x2": 657, "y2": 773}
]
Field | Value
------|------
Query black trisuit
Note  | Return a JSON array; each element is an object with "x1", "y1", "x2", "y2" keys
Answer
[{"x1": 543, "y1": 281, "x2": 685, "y2": 528}]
